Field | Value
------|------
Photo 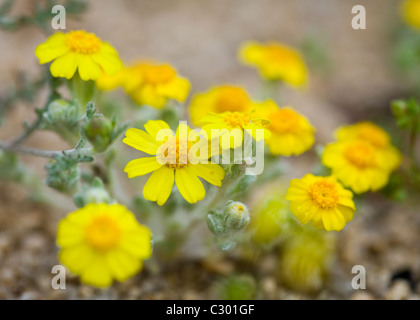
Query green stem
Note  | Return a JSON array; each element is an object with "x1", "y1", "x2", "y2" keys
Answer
[{"x1": 0, "y1": 143, "x2": 93, "y2": 159}]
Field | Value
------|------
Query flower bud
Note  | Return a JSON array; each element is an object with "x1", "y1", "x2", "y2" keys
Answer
[
  {"x1": 83, "y1": 117, "x2": 113, "y2": 152},
  {"x1": 223, "y1": 201, "x2": 250, "y2": 232},
  {"x1": 42, "y1": 99, "x2": 78, "y2": 128}
]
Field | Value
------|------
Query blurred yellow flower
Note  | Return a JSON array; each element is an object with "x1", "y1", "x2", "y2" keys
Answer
[
  {"x1": 35, "y1": 30, "x2": 123, "y2": 81},
  {"x1": 57, "y1": 203, "x2": 152, "y2": 288},
  {"x1": 335, "y1": 121, "x2": 401, "y2": 171},
  {"x1": 286, "y1": 174, "x2": 355, "y2": 231},
  {"x1": 401, "y1": 0, "x2": 420, "y2": 30},
  {"x1": 278, "y1": 228, "x2": 335, "y2": 292},
  {"x1": 239, "y1": 41, "x2": 308, "y2": 87},
  {"x1": 250, "y1": 190, "x2": 295, "y2": 245},
  {"x1": 123, "y1": 62, "x2": 191, "y2": 109},
  {"x1": 322, "y1": 139, "x2": 393, "y2": 194},
  {"x1": 123, "y1": 120, "x2": 225, "y2": 205},
  {"x1": 255, "y1": 101, "x2": 315, "y2": 156},
  {"x1": 188, "y1": 85, "x2": 257, "y2": 126},
  {"x1": 199, "y1": 111, "x2": 270, "y2": 149}
]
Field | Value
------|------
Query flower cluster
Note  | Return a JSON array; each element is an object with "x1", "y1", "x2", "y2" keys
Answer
[{"x1": 27, "y1": 28, "x2": 403, "y2": 290}]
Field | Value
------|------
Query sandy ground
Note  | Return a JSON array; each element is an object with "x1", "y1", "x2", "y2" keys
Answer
[{"x1": 0, "y1": 0, "x2": 419, "y2": 299}]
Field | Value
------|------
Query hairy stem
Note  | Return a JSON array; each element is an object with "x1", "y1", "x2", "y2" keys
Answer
[{"x1": 0, "y1": 143, "x2": 93, "y2": 159}]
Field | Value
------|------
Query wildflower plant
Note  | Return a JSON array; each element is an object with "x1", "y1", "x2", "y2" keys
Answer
[{"x1": 0, "y1": 1, "x2": 414, "y2": 295}]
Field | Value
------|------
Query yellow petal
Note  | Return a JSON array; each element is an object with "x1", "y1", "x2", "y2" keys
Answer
[
  {"x1": 123, "y1": 128, "x2": 160, "y2": 155},
  {"x1": 79, "y1": 255, "x2": 113, "y2": 288},
  {"x1": 175, "y1": 167, "x2": 205, "y2": 204},
  {"x1": 119, "y1": 224, "x2": 152, "y2": 259},
  {"x1": 92, "y1": 51, "x2": 123, "y2": 76},
  {"x1": 105, "y1": 249, "x2": 142, "y2": 282},
  {"x1": 131, "y1": 85, "x2": 167, "y2": 109},
  {"x1": 35, "y1": 33, "x2": 69, "y2": 64},
  {"x1": 78, "y1": 55, "x2": 102, "y2": 81},
  {"x1": 50, "y1": 52, "x2": 79, "y2": 79},
  {"x1": 124, "y1": 157, "x2": 162, "y2": 178},
  {"x1": 189, "y1": 163, "x2": 225, "y2": 187},
  {"x1": 322, "y1": 208, "x2": 346, "y2": 231},
  {"x1": 58, "y1": 244, "x2": 95, "y2": 274},
  {"x1": 143, "y1": 166, "x2": 175, "y2": 206}
]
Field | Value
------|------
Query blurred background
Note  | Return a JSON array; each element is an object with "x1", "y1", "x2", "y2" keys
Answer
[{"x1": 0, "y1": 0, "x2": 419, "y2": 300}]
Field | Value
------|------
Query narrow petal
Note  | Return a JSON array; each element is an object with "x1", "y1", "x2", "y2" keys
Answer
[
  {"x1": 144, "y1": 120, "x2": 171, "y2": 138},
  {"x1": 189, "y1": 163, "x2": 225, "y2": 187},
  {"x1": 78, "y1": 55, "x2": 102, "y2": 81},
  {"x1": 123, "y1": 128, "x2": 160, "y2": 155},
  {"x1": 322, "y1": 208, "x2": 346, "y2": 231},
  {"x1": 124, "y1": 157, "x2": 162, "y2": 178},
  {"x1": 50, "y1": 52, "x2": 78, "y2": 79},
  {"x1": 105, "y1": 250, "x2": 142, "y2": 282},
  {"x1": 92, "y1": 51, "x2": 123, "y2": 76},
  {"x1": 156, "y1": 77, "x2": 191, "y2": 102},
  {"x1": 143, "y1": 166, "x2": 175, "y2": 206},
  {"x1": 80, "y1": 255, "x2": 113, "y2": 288},
  {"x1": 175, "y1": 167, "x2": 205, "y2": 204}
]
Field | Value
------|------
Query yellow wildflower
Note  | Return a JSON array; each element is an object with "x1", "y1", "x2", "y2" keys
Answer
[
  {"x1": 239, "y1": 41, "x2": 308, "y2": 87},
  {"x1": 57, "y1": 203, "x2": 152, "y2": 288},
  {"x1": 401, "y1": 0, "x2": 420, "y2": 30},
  {"x1": 286, "y1": 174, "x2": 355, "y2": 231},
  {"x1": 322, "y1": 139, "x2": 392, "y2": 194},
  {"x1": 199, "y1": 111, "x2": 271, "y2": 149},
  {"x1": 335, "y1": 121, "x2": 401, "y2": 171},
  {"x1": 122, "y1": 62, "x2": 191, "y2": 109},
  {"x1": 35, "y1": 30, "x2": 123, "y2": 81},
  {"x1": 255, "y1": 100, "x2": 315, "y2": 156},
  {"x1": 188, "y1": 85, "x2": 257, "y2": 126},
  {"x1": 123, "y1": 120, "x2": 225, "y2": 205}
]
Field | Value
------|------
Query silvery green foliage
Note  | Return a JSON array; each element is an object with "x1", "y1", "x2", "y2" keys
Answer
[{"x1": 73, "y1": 177, "x2": 111, "y2": 208}]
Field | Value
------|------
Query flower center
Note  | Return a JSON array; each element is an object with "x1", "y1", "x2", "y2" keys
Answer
[
  {"x1": 158, "y1": 136, "x2": 192, "y2": 168},
  {"x1": 308, "y1": 179, "x2": 339, "y2": 209},
  {"x1": 144, "y1": 64, "x2": 177, "y2": 85},
  {"x1": 85, "y1": 215, "x2": 121, "y2": 251},
  {"x1": 355, "y1": 124, "x2": 389, "y2": 148},
  {"x1": 66, "y1": 30, "x2": 101, "y2": 54},
  {"x1": 223, "y1": 112, "x2": 250, "y2": 129},
  {"x1": 269, "y1": 109, "x2": 300, "y2": 133},
  {"x1": 215, "y1": 87, "x2": 250, "y2": 113},
  {"x1": 344, "y1": 141, "x2": 376, "y2": 169}
]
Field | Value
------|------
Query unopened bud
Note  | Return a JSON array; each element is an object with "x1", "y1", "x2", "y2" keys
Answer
[
  {"x1": 223, "y1": 201, "x2": 250, "y2": 232},
  {"x1": 84, "y1": 117, "x2": 113, "y2": 152},
  {"x1": 42, "y1": 99, "x2": 78, "y2": 128},
  {"x1": 73, "y1": 178, "x2": 111, "y2": 208}
]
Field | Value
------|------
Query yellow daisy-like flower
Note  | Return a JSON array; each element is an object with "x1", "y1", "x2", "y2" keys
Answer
[
  {"x1": 401, "y1": 0, "x2": 420, "y2": 30},
  {"x1": 199, "y1": 111, "x2": 271, "y2": 149},
  {"x1": 322, "y1": 139, "x2": 391, "y2": 194},
  {"x1": 35, "y1": 30, "x2": 123, "y2": 81},
  {"x1": 286, "y1": 174, "x2": 355, "y2": 231},
  {"x1": 188, "y1": 85, "x2": 257, "y2": 127},
  {"x1": 255, "y1": 100, "x2": 315, "y2": 156},
  {"x1": 335, "y1": 121, "x2": 401, "y2": 171},
  {"x1": 239, "y1": 41, "x2": 308, "y2": 87},
  {"x1": 122, "y1": 62, "x2": 191, "y2": 109},
  {"x1": 123, "y1": 120, "x2": 225, "y2": 205},
  {"x1": 57, "y1": 203, "x2": 152, "y2": 288}
]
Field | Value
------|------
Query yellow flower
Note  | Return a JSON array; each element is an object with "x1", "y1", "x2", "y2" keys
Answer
[
  {"x1": 239, "y1": 41, "x2": 308, "y2": 87},
  {"x1": 56, "y1": 203, "x2": 152, "y2": 288},
  {"x1": 122, "y1": 62, "x2": 191, "y2": 109},
  {"x1": 35, "y1": 30, "x2": 123, "y2": 81},
  {"x1": 286, "y1": 174, "x2": 355, "y2": 231},
  {"x1": 255, "y1": 100, "x2": 315, "y2": 156},
  {"x1": 335, "y1": 121, "x2": 401, "y2": 171},
  {"x1": 322, "y1": 139, "x2": 393, "y2": 194},
  {"x1": 123, "y1": 120, "x2": 225, "y2": 205},
  {"x1": 278, "y1": 228, "x2": 335, "y2": 292},
  {"x1": 188, "y1": 85, "x2": 257, "y2": 126},
  {"x1": 401, "y1": 0, "x2": 420, "y2": 30},
  {"x1": 199, "y1": 111, "x2": 271, "y2": 149}
]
